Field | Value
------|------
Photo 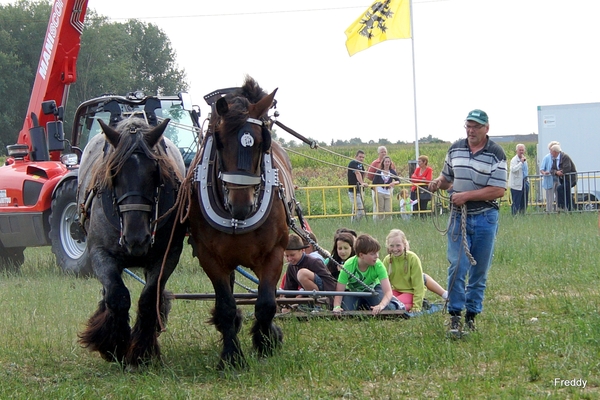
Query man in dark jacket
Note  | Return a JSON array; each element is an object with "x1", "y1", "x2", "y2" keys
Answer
[{"x1": 550, "y1": 143, "x2": 577, "y2": 211}]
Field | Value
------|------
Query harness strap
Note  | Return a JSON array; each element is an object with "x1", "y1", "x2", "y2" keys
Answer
[
  {"x1": 116, "y1": 191, "x2": 154, "y2": 204},
  {"x1": 119, "y1": 204, "x2": 152, "y2": 213},
  {"x1": 221, "y1": 172, "x2": 261, "y2": 186}
]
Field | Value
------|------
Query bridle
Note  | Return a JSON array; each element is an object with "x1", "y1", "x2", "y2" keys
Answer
[
  {"x1": 115, "y1": 185, "x2": 161, "y2": 247},
  {"x1": 195, "y1": 114, "x2": 280, "y2": 234},
  {"x1": 111, "y1": 148, "x2": 162, "y2": 247},
  {"x1": 216, "y1": 117, "x2": 266, "y2": 215}
]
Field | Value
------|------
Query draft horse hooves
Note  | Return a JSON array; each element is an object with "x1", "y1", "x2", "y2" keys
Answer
[{"x1": 251, "y1": 321, "x2": 284, "y2": 358}]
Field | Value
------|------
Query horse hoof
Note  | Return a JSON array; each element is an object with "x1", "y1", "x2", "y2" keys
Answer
[{"x1": 217, "y1": 354, "x2": 247, "y2": 371}]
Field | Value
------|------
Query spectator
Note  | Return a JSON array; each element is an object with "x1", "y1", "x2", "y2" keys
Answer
[
  {"x1": 371, "y1": 156, "x2": 400, "y2": 220},
  {"x1": 410, "y1": 155, "x2": 433, "y2": 217},
  {"x1": 539, "y1": 141, "x2": 560, "y2": 212},
  {"x1": 428, "y1": 109, "x2": 507, "y2": 339},
  {"x1": 397, "y1": 188, "x2": 416, "y2": 220},
  {"x1": 367, "y1": 146, "x2": 396, "y2": 220},
  {"x1": 347, "y1": 150, "x2": 368, "y2": 222},
  {"x1": 508, "y1": 144, "x2": 530, "y2": 215},
  {"x1": 551, "y1": 143, "x2": 577, "y2": 211}
]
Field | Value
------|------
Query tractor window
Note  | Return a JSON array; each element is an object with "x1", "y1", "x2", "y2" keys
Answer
[
  {"x1": 78, "y1": 112, "x2": 111, "y2": 150},
  {"x1": 156, "y1": 101, "x2": 200, "y2": 167}
]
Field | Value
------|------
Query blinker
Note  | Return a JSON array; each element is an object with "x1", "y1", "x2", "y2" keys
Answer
[{"x1": 237, "y1": 123, "x2": 255, "y2": 171}]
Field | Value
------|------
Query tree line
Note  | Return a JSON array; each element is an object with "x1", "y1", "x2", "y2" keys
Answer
[
  {"x1": 275, "y1": 132, "x2": 446, "y2": 148},
  {"x1": 0, "y1": 0, "x2": 188, "y2": 152}
]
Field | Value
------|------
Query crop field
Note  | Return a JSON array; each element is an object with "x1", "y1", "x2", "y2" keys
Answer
[
  {"x1": 285, "y1": 141, "x2": 538, "y2": 189},
  {"x1": 1, "y1": 207, "x2": 599, "y2": 398}
]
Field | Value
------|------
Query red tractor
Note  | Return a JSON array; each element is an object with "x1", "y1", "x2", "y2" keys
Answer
[{"x1": 0, "y1": 0, "x2": 200, "y2": 274}]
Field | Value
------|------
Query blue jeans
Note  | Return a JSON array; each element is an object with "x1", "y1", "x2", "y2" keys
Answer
[
  {"x1": 510, "y1": 180, "x2": 529, "y2": 215},
  {"x1": 447, "y1": 208, "x2": 499, "y2": 315},
  {"x1": 341, "y1": 285, "x2": 403, "y2": 311}
]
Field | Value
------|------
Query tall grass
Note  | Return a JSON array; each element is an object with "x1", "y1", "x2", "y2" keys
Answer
[{"x1": 1, "y1": 212, "x2": 599, "y2": 398}]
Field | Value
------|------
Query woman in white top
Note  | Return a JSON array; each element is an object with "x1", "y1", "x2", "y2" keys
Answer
[{"x1": 371, "y1": 156, "x2": 400, "y2": 220}]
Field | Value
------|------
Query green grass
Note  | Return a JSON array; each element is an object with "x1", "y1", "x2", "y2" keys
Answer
[{"x1": 1, "y1": 212, "x2": 599, "y2": 399}]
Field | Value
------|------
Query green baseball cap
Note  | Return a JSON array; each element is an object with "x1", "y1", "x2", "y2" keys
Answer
[{"x1": 466, "y1": 109, "x2": 489, "y2": 125}]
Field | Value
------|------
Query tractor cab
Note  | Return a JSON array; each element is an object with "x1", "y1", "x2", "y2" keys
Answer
[{"x1": 71, "y1": 92, "x2": 201, "y2": 168}]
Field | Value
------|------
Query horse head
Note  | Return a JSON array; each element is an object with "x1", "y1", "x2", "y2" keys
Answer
[
  {"x1": 99, "y1": 118, "x2": 170, "y2": 256},
  {"x1": 213, "y1": 87, "x2": 277, "y2": 220}
]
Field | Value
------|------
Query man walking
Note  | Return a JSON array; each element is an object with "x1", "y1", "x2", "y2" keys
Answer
[{"x1": 428, "y1": 109, "x2": 507, "y2": 338}]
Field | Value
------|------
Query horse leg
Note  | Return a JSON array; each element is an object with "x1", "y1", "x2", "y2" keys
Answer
[
  {"x1": 127, "y1": 265, "x2": 175, "y2": 366},
  {"x1": 209, "y1": 273, "x2": 245, "y2": 369},
  {"x1": 251, "y1": 254, "x2": 283, "y2": 357},
  {"x1": 79, "y1": 253, "x2": 131, "y2": 362}
]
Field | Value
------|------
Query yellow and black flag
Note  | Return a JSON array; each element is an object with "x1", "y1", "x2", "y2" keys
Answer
[{"x1": 345, "y1": 0, "x2": 411, "y2": 56}]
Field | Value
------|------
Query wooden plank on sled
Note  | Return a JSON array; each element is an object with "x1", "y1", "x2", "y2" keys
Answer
[{"x1": 275, "y1": 309, "x2": 408, "y2": 320}]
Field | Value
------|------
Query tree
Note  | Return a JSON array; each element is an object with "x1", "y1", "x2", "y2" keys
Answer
[
  {"x1": 66, "y1": 13, "x2": 188, "y2": 123},
  {"x1": 0, "y1": 0, "x2": 52, "y2": 149},
  {"x1": 0, "y1": 1, "x2": 189, "y2": 152}
]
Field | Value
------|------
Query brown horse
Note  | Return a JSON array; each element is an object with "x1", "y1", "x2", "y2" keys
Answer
[{"x1": 188, "y1": 77, "x2": 294, "y2": 369}]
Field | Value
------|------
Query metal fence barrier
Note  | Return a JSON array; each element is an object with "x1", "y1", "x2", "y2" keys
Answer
[{"x1": 295, "y1": 170, "x2": 600, "y2": 219}]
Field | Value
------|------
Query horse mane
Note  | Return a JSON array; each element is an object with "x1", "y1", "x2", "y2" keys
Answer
[
  {"x1": 89, "y1": 118, "x2": 182, "y2": 190},
  {"x1": 218, "y1": 76, "x2": 269, "y2": 129},
  {"x1": 228, "y1": 75, "x2": 267, "y2": 104}
]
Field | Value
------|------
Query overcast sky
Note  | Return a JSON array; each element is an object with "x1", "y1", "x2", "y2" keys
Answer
[{"x1": 6, "y1": 0, "x2": 600, "y2": 146}]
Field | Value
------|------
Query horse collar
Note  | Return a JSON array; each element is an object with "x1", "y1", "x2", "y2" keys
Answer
[{"x1": 195, "y1": 135, "x2": 279, "y2": 234}]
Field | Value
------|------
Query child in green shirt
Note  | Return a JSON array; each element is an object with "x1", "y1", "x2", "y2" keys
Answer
[{"x1": 332, "y1": 234, "x2": 403, "y2": 315}]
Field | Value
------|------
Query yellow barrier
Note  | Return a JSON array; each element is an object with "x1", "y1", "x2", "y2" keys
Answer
[
  {"x1": 297, "y1": 172, "x2": 600, "y2": 218},
  {"x1": 295, "y1": 183, "x2": 448, "y2": 219}
]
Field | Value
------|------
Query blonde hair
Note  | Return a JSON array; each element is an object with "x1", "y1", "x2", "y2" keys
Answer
[
  {"x1": 385, "y1": 229, "x2": 410, "y2": 252},
  {"x1": 417, "y1": 155, "x2": 429, "y2": 165},
  {"x1": 385, "y1": 229, "x2": 410, "y2": 274},
  {"x1": 400, "y1": 188, "x2": 409, "y2": 198}
]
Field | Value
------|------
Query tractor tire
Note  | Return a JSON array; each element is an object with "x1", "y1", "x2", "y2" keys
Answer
[
  {"x1": 49, "y1": 179, "x2": 92, "y2": 276},
  {"x1": 0, "y1": 243, "x2": 25, "y2": 272}
]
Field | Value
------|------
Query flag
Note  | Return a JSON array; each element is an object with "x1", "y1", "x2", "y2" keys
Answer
[{"x1": 345, "y1": 0, "x2": 411, "y2": 57}]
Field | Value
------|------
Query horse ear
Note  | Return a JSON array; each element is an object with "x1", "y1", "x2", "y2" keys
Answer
[
  {"x1": 99, "y1": 119, "x2": 120, "y2": 147},
  {"x1": 146, "y1": 118, "x2": 170, "y2": 148},
  {"x1": 216, "y1": 97, "x2": 229, "y2": 116},
  {"x1": 249, "y1": 88, "x2": 278, "y2": 119}
]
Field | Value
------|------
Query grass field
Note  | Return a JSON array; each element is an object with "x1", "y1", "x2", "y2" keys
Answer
[{"x1": 1, "y1": 211, "x2": 599, "y2": 399}]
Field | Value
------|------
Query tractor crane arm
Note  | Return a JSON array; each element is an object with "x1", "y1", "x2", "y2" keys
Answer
[{"x1": 17, "y1": 0, "x2": 88, "y2": 161}]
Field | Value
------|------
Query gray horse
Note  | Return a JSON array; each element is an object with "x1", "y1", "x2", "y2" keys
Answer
[{"x1": 77, "y1": 117, "x2": 186, "y2": 366}]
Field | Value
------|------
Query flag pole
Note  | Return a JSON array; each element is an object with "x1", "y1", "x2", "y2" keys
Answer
[{"x1": 408, "y1": 0, "x2": 419, "y2": 159}]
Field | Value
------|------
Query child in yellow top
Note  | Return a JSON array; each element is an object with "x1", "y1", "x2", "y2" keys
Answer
[{"x1": 382, "y1": 229, "x2": 447, "y2": 312}]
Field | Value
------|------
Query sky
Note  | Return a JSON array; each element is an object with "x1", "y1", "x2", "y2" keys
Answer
[{"x1": 6, "y1": 0, "x2": 600, "y2": 147}]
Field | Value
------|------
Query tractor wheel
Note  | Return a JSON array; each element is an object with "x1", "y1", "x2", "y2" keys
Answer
[
  {"x1": 49, "y1": 180, "x2": 92, "y2": 276},
  {"x1": 0, "y1": 243, "x2": 25, "y2": 272}
]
